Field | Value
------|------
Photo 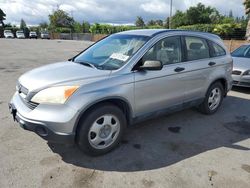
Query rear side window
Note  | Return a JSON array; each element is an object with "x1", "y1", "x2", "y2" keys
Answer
[
  {"x1": 209, "y1": 41, "x2": 226, "y2": 57},
  {"x1": 142, "y1": 36, "x2": 182, "y2": 65},
  {"x1": 185, "y1": 36, "x2": 210, "y2": 61}
]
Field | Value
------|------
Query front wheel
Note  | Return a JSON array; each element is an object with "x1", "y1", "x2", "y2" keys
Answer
[
  {"x1": 76, "y1": 104, "x2": 126, "y2": 156},
  {"x1": 198, "y1": 82, "x2": 224, "y2": 114}
]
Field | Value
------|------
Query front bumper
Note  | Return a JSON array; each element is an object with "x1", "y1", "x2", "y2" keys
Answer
[
  {"x1": 232, "y1": 74, "x2": 250, "y2": 88},
  {"x1": 9, "y1": 92, "x2": 79, "y2": 144}
]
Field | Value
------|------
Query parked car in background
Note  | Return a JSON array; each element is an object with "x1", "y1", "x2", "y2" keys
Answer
[
  {"x1": 4, "y1": 30, "x2": 14, "y2": 38},
  {"x1": 41, "y1": 31, "x2": 50, "y2": 39},
  {"x1": 29, "y1": 31, "x2": 37, "y2": 39},
  {"x1": 231, "y1": 44, "x2": 250, "y2": 87},
  {"x1": 16, "y1": 30, "x2": 25, "y2": 39},
  {"x1": 9, "y1": 29, "x2": 233, "y2": 155}
]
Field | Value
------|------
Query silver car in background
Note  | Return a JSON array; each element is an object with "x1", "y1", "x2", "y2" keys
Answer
[
  {"x1": 231, "y1": 44, "x2": 250, "y2": 87},
  {"x1": 9, "y1": 29, "x2": 233, "y2": 155},
  {"x1": 41, "y1": 31, "x2": 50, "y2": 39}
]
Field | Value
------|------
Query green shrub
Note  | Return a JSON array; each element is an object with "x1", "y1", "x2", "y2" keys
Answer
[{"x1": 177, "y1": 24, "x2": 215, "y2": 32}]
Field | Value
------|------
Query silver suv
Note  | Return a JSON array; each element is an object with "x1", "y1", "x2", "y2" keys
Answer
[{"x1": 9, "y1": 29, "x2": 233, "y2": 155}]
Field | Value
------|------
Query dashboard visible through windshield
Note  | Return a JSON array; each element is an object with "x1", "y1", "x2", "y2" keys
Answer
[{"x1": 73, "y1": 34, "x2": 149, "y2": 70}]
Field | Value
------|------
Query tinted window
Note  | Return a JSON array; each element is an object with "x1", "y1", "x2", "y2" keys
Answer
[
  {"x1": 185, "y1": 36, "x2": 209, "y2": 61},
  {"x1": 142, "y1": 36, "x2": 182, "y2": 65},
  {"x1": 231, "y1": 45, "x2": 250, "y2": 58},
  {"x1": 209, "y1": 41, "x2": 226, "y2": 57}
]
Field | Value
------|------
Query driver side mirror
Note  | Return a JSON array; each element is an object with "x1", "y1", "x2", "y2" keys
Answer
[{"x1": 139, "y1": 60, "x2": 163, "y2": 71}]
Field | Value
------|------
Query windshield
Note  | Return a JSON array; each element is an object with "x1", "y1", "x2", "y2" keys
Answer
[
  {"x1": 231, "y1": 45, "x2": 250, "y2": 58},
  {"x1": 4, "y1": 30, "x2": 11, "y2": 33},
  {"x1": 17, "y1": 31, "x2": 24, "y2": 34},
  {"x1": 74, "y1": 34, "x2": 149, "y2": 70}
]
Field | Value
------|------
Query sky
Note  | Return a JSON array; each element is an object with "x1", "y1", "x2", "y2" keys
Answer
[{"x1": 0, "y1": 0, "x2": 246, "y2": 26}]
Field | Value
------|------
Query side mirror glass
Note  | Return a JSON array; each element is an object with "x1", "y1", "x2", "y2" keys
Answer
[{"x1": 140, "y1": 60, "x2": 163, "y2": 71}]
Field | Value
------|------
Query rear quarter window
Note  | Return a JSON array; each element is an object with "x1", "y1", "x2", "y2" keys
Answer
[{"x1": 209, "y1": 41, "x2": 226, "y2": 57}]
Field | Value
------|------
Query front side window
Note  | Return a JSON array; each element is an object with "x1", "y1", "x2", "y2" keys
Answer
[
  {"x1": 142, "y1": 36, "x2": 182, "y2": 65},
  {"x1": 185, "y1": 36, "x2": 210, "y2": 61},
  {"x1": 74, "y1": 34, "x2": 149, "y2": 70}
]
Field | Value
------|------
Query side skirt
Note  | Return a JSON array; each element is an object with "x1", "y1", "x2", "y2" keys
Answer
[{"x1": 131, "y1": 98, "x2": 204, "y2": 125}]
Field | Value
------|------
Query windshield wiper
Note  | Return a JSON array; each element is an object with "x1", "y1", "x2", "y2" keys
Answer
[{"x1": 75, "y1": 61, "x2": 97, "y2": 69}]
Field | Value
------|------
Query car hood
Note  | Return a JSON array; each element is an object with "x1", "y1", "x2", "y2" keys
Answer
[
  {"x1": 233, "y1": 57, "x2": 250, "y2": 71},
  {"x1": 19, "y1": 61, "x2": 111, "y2": 92}
]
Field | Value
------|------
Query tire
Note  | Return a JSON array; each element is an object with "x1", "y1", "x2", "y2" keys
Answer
[
  {"x1": 198, "y1": 82, "x2": 224, "y2": 115},
  {"x1": 76, "y1": 104, "x2": 126, "y2": 156}
]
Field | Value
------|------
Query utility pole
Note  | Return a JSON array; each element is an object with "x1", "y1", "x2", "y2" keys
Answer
[{"x1": 169, "y1": 0, "x2": 173, "y2": 29}]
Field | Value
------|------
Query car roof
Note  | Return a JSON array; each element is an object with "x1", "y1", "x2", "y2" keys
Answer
[{"x1": 117, "y1": 29, "x2": 220, "y2": 39}]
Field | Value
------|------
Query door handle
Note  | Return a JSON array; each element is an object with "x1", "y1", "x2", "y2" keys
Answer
[
  {"x1": 208, "y1": 62, "x2": 216, "y2": 66},
  {"x1": 174, "y1": 67, "x2": 185, "y2": 72}
]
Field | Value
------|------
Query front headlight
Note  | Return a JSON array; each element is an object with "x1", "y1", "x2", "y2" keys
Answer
[
  {"x1": 243, "y1": 70, "x2": 250, "y2": 76},
  {"x1": 31, "y1": 86, "x2": 79, "y2": 104}
]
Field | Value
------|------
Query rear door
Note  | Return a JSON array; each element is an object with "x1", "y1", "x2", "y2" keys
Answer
[{"x1": 181, "y1": 36, "x2": 213, "y2": 103}]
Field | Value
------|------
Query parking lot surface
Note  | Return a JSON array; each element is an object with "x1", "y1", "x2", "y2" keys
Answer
[{"x1": 0, "y1": 39, "x2": 250, "y2": 188}]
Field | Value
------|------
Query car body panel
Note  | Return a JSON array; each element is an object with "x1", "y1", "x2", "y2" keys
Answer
[
  {"x1": 232, "y1": 53, "x2": 250, "y2": 87},
  {"x1": 18, "y1": 61, "x2": 111, "y2": 92}
]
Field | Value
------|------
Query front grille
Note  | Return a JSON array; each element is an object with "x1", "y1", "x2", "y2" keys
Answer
[
  {"x1": 17, "y1": 82, "x2": 39, "y2": 110},
  {"x1": 240, "y1": 81, "x2": 250, "y2": 86},
  {"x1": 233, "y1": 81, "x2": 239, "y2": 85},
  {"x1": 232, "y1": 70, "x2": 242, "y2": 75},
  {"x1": 20, "y1": 97, "x2": 39, "y2": 110}
]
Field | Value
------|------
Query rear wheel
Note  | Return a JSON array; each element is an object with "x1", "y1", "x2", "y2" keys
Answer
[
  {"x1": 76, "y1": 104, "x2": 126, "y2": 156},
  {"x1": 198, "y1": 82, "x2": 224, "y2": 114}
]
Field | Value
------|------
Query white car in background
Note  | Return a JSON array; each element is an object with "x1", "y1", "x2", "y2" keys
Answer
[
  {"x1": 16, "y1": 30, "x2": 25, "y2": 39},
  {"x1": 29, "y1": 31, "x2": 37, "y2": 39},
  {"x1": 4, "y1": 30, "x2": 14, "y2": 38}
]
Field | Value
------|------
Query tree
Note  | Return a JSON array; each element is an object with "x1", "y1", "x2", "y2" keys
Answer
[
  {"x1": 186, "y1": 3, "x2": 218, "y2": 25},
  {"x1": 20, "y1": 19, "x2": 27, "y2": 30},
  {"x1": 135, "y1": 16, "x2": 145, "y2": 27},
  {"x1": 209, "y1": 11, "x2": 221, "y2": 24},
  {"x1": 147, "y1": 20, "x2": 156, "y2": 26},
  {"x1": 0, "y1": 8, "x2": 6, "y2": 26},
  {"x1": 245, "y1": 0, "x2": 250, "y2": 14},
  {"x1": 155, "y1": 20, "x2": 163, "y2": 26},
  {"x1": 171, "y1": 10, "x2": 187, "y2": 28},
  {"x1": 49, "y1": 9, "x2": 74, "y2": 31},
  {"x1": 229, "y1": 10, "x2": 233, "y2": 18},
  {"x1": 73, "y1": 21, "x2": 82, "y2": 33},
  {"x1": 39, "y1": 22, "x2": 48, "y2": 30},
  {"x1": 82, "y1": 21, "x2": 90, "y2": 33},
  {"x1": 244, "y1": 0, "x2": 250, "y2": 39},
  {"x1": 89, "y1": 23, "x2": 101, "y2": 34},
  {"x1": 163, "y1": 17, "x2": 170, "y2": 28}
]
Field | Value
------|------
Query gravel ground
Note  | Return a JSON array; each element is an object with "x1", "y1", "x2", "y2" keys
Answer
[{"x1": 0, "y1": 38, "x2": 250, "y2": 188}]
